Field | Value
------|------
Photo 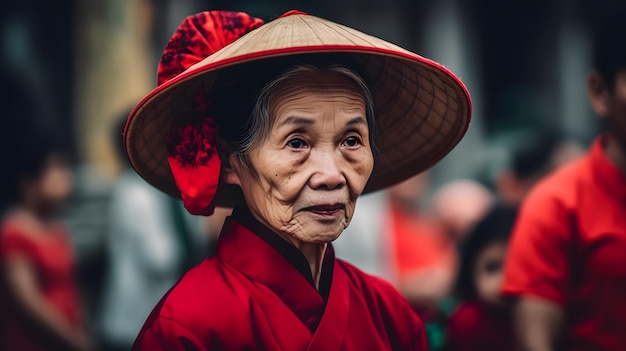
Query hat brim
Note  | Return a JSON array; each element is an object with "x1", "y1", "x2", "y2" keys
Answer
[{"x1": 124, "y1": 14, "x2": 471, "y2": 209}]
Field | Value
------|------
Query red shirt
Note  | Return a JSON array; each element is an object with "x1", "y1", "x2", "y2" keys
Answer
[
  {"x1": 0, "y1": 214, "x2": 82, "y2": 351},
  {"x1": 389, "y1": 202, "x2": 457, "y2": 281},
  {"x1": 502, "y1": 136, "x2": 626, "y2": 351},
  {"x1": 133, "y1": 207, "x2": 427, "y2": 350},
  {"x1": 444, "y1": 301, "x2": 514, "y2": 351}
]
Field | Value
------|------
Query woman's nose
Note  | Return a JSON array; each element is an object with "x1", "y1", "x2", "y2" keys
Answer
[{"x1": 308, "y1": 151, "x2": 346, "y2": 190}]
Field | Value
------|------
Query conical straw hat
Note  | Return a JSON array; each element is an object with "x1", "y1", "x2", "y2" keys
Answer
[{"x1": 124, "y1": 11, "x2": 471, "y2": 209}]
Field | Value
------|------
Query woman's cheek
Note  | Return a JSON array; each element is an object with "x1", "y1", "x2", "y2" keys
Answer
[{"x1": 354, "y1": 153, "x2": 374, "y2": 190}]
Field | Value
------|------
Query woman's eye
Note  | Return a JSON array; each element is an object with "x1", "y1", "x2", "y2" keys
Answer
[
  {"x1": 342, "y1": 136, "x2": 360, "y2": 147},
  {"x1": 287, "y1": 138, "x2": 307, "y2": 149},
  {"x1": 483, "y1": 260, "x2": 503, "y2": 274}
]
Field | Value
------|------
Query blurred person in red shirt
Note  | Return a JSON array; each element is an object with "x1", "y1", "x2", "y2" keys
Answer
[
  {"x1": 501, "y1": 6, "x2": 626, "y2": 351},
  {"x1": 0, "y1": 70, "x2": 91, "y2": 350},
  {"x1": 387, "y1": 175, "x2": 465, "y2": 318}
]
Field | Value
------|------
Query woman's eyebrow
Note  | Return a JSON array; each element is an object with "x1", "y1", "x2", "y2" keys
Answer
[
  {"x1": 278, "y1": 116, "x2": 315, "y2": 127},
  {"x1": 278, "y1": 115, "x2": 366, "y2": 127},
  {"x1": 346, "y1": 116, "x2": 367, "y2": 126}
]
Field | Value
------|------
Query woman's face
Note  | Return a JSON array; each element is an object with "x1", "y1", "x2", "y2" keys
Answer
[
  {"x1": 225, "y1": 71, "x2": 374, "y2": 246},
  {"x1": 24, "y1": 154, "x2": 74, "y2": 210},
  {"x1": 473, "y1": 241, "x2": 507, "y2": 306}
]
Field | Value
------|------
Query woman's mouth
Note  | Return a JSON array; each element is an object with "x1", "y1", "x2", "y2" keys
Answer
[{"x1": 304, "y1": 204, "x2": 345, "y2": 217}]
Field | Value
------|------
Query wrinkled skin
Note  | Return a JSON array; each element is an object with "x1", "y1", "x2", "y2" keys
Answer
[{"x1": 224, "y1": 71, "x2": 374, "y2": 254}]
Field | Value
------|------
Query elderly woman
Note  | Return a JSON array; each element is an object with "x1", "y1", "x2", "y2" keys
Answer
[{"x1": 124, "y1": 10, "x2": 471, "y2": 351}]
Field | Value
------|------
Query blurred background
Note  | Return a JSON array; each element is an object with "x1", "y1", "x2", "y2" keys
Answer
[{"x1": 0, "y1": 0, "x2": 619, "y2": 349}]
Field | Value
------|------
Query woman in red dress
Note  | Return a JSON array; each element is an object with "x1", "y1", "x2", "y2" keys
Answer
[
  {"x1": 124, "y1": 9, "x2": 471, "y2": 350},
  {"x1": 0, "y1": 116, "x2": 90, "y2": 349},
  {"x1": 0, "y1": 70, "x2": 89, "y2": 351}
]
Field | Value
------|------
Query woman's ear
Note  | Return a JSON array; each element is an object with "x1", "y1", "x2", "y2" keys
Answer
[
  {"x1": 588, "y1": 71, "x2": 611, "y2": 118},
  {"x1": 217, "y1": 137, "x2": 242, "y2": 186},
  {"x1": 221, "y1": 154, "x2": 243, "y2": 186}
]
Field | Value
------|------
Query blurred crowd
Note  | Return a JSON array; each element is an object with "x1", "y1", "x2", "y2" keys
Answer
[
  {"x1": 334, "y1": 129, "x2": 585, "y2": 350},
  {"x1": 1, "y1": 1, "x2": 625, "y2": 350}
]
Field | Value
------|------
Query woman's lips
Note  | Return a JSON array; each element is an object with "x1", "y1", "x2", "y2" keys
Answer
[{"x1": 304, "y1": 204, "x2": 345, "y2": 216}]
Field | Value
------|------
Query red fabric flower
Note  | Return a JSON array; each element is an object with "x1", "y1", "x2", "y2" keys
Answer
[
  {"x1": 160, "y1": 11, "x2": 264, "y2": 215},
  {"x1": 166, "y1": 113, "x2": 220, "y2": 216},
  {"x1": 158, "y1": 11, "x2": 264, "y2": 85}
]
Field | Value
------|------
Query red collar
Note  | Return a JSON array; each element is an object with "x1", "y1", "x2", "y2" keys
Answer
[
  {"x1": 590, "y1": 135, "x2": 626, "y2": 203},
  {"x1": 215, "y1": 207, "x2": 334, "y2": 331}
]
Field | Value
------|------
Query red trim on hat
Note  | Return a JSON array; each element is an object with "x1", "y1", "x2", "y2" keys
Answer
[{"x1": 280, "y1": 10, "x2": 309, "y2": 17}]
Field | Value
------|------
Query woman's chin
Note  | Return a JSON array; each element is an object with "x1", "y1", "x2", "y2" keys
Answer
[
  {"x1": 315, "y1": 231, "x2": 343, "y2": 244},
  {"x1": 294, "y1": 224, "x2": 345, "y2": 244}
]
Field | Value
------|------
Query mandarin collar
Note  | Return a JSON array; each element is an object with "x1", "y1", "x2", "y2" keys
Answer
[
  {"x1": 215, "y1": 206, "x2": 334, "y2": 331},
  {"x1": 590, "y1": 135, "x2": 626, "y2": 203}
]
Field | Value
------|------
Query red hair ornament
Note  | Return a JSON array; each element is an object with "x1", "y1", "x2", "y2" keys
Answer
[{"x1": 161, "y1": 11, "x2": 264, "y2": 215}]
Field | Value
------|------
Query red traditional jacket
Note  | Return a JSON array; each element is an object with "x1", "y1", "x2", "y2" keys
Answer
[{"x1": 133, "y1": 207, "x2": 427, "y2": 350}]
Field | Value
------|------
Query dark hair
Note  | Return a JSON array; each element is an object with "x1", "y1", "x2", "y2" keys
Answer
[
  {"x1": 591, "y1": 4, "x2": 626, "y2": 89},
  {"x1": 454, "y1": 204, "x2": 518, "y2": 300},
  {"x1": 0, "y1": 68, "x2": 69, "y2": 210},
  {"x1": 0, "y1": 125, "x2": 69, "y2": 210},
  {"x1": 510, "y1": 128, "x2": 562, "y2": 181}
]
